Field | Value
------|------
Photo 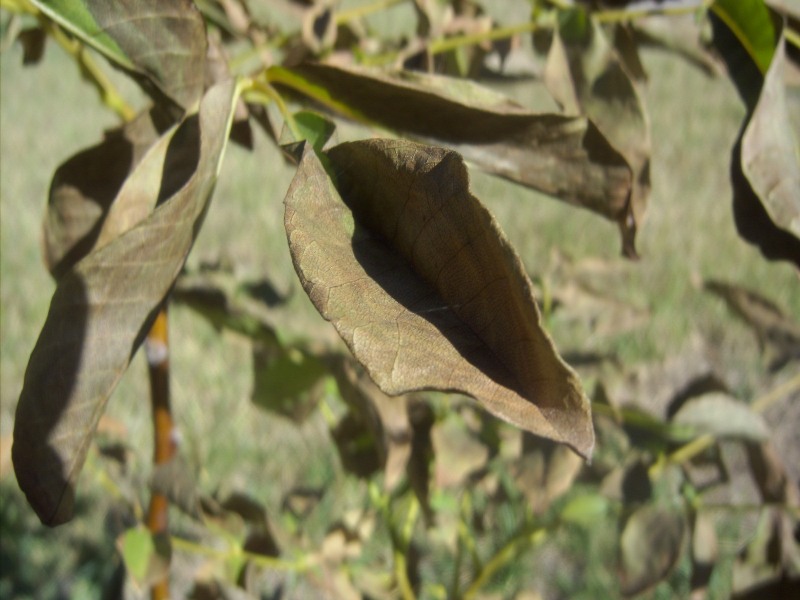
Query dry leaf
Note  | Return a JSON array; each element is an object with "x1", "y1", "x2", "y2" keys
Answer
[{"x1": 284, "y1": 139, "x2": 594, "y2": 457}]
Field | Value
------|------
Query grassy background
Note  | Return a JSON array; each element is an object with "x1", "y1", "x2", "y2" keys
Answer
[{"x1": 2, "y1": 7, "x2": 799, "y2": 598}]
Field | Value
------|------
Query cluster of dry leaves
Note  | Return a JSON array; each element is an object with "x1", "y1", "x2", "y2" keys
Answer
[{"x1": 2, "y1": 0, "x2": 799, "y2": 598}]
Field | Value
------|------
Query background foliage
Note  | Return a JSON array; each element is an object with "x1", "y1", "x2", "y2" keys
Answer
[{"x1": 1, "y1": 0, "x2": 799, "y2": 598}]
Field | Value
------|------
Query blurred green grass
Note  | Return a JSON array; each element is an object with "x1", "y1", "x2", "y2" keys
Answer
[{"x1": 2, "y1": 13, "x2": 799, "y2": 598}]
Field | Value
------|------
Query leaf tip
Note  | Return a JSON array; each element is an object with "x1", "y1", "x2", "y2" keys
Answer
[{"x1": 12, "y1": 434, "x2": 76, "y2": 526}]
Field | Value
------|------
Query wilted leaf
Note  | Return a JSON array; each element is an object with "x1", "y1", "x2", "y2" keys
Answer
[
  {"x1": 44, "y1": 107, "x2": 168, "y2": 278},
  {"x1": 514, "y1": 434, "x2": 583, "y2": 513},
  {"x1": 745, "y1": 441, "x2": 799, "y2": 504},
  {"x1": 606, "y1": 340, "x2": 721, "y2": 420},
  {"x1": 705, "y1": 279, "x2": 800, "y2": 369},
  {"x1": 712, "y1": 12, "x2": 800, "y2": 264},
  {"x1": 620, "y1": 503, "x2": 686, "y2": 596},
  {"x1": 12, "y1": 80, "x2": 238, "y2": 525},
  {"x1": 284, "y1": 139, "x2": 594, "y2": 457},
  {"x1": 32, "y1": 0, "x2": 207, "y2": 110},
  {"x1": 740, "y1": 32, "x2": 800, "y2": 261},
  {"x1": 544, "y1": 250, "x2": 651, "y2": 339},
  {"x1": 330, "y1": 358, "x2": 414, "y2": 491},
  {"x1": 272, "y1": 62, "x2": 633, "y2": 229},
  {"x1": 117, "y1": 526, "x2": 172, "y2": 590},
  {"x1": 672, "y1": 392, "x2": 769, "y2": 442},
  {"x1": 631, "y1": 13, "x2": 722, "y2": 76},
  {"x1": 544, "y1": 19, "x2": 651, "y2": 256}
]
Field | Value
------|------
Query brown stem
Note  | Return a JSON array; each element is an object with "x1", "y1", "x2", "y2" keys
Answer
[{"x1": 145, "y1": 306, "x2": 174, "y2": 600}]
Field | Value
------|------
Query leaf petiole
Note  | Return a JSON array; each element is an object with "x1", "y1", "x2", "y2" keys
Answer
[
  {"x1": 36, "y1": 13, "x2": 135, "y2": 121},
  {"x1": 240, "y1": 75, "x2": 301, "y2": 140}
]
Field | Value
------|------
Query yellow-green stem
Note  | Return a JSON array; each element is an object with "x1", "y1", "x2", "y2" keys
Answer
[
  {"x1": 752, "y1": 373, "x2": 800, "y2": 413},
  {"x1": 335, "y1": 0, "x2": 407, "y2": 25},
  {"x1": 650, "y1": 373, "x2": 800, "y2": 478},
  {"x1": 786, "y1": 27, "x2": 800, "y2": 53},
  {"x1": 170, "y1": 536, "x2": 312, "y2": 572},
  {"x1": 266, "y1": 65, "x2": 370, "y2": 125},
  {"x1": 595, "y1": 0, "x2": 713, "y2": 24},
  {"x1": 395, "y1": 546, "x2": 416, "y2": 600},
  {"x1": 429, "y1": 21, "x2": 538, "y2": 56},
  {"x1": 462, "y1": 527, "x2": 548, "y2": 600},
  {"x1": 42, "y1": 18, "x2": 135, "y2": 121},
  {"x1": 241, "y1": 75, "x2": 301, "y2": 139}
]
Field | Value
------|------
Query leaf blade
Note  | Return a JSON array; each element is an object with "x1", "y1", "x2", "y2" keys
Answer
[
  {"x1": 741, "y1": 32, "x2": 800, "y2": 243},
  {"x1": 711, "y1": 0, "x2": 777, "y2": 74},
  {"x1": 12, "y1": 79, "x2": 238, "y2": 526},
  {"x1": 32, "y1": 0, "x2": 207, "y2": 109},
  {"x1": 272, "y1": 63, "x2": 633, "y2": 230},
  {"x1": 284, "y1": 140, "x2": 594, "y2": 457}
]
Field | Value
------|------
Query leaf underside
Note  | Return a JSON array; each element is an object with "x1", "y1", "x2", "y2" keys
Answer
[{"x1": 284, "y1": 139, "x2": 594, "y2": 457}]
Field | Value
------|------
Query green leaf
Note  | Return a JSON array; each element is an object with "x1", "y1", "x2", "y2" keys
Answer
[
  {"x1": 711, "y1": 0, "x2": 777, "y2": 74},
  {"x1": 293, "y1": 110, "x2": 337, "y2": 153},
  {"x1": 278, "y1": 110, "x2": 338, "y2": 160},
  {"x1": 284, "y1": 139, "x2": 594, "y2": 457},
  {"x1": 33, "y1": 0, "x2": 132, "y2": 68},
  {"x1": 251, "y1": 346, "x2": 328, "y2": 422},
  {"x1": 32, "y1": 0, "x2": 207, "y2": 109},
  {"x1": 116, "y1": 526, "x2": 171, "y2": 590},
  {"x1": 12, "y1": 80, "x2": 238, "y2": 526},
  {"x1": 559, "y1": 492, "x2": 609, "y2": 528},
  {"x1": 271, "y1": 63, "x2": 633, "y2": 235},
  {"x1": 557, "y1": 6, "x2": 590, "y2": 43}
]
